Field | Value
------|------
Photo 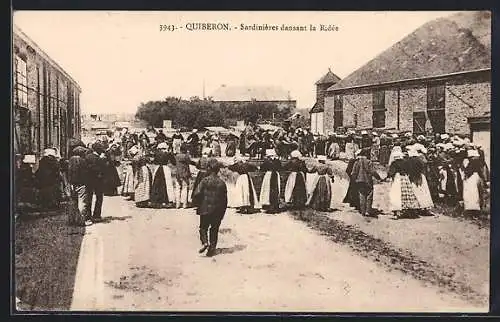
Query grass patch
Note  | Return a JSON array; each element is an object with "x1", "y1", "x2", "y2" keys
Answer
[{"x1": 15, "y1": 202, "x2": 85, "y2": 310}]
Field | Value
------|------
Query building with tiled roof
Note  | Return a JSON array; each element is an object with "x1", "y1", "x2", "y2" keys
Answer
[
  {"x1": 210, "y1": 85, "x2": 296, "y2": 111},
  {"x1": 322, "y1": 11, "x2": 490, "y2": 138}
]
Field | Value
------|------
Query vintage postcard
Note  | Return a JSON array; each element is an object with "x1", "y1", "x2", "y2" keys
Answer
[{"x1": 12, "y1": 11, "x2": 491, "y2": 313}]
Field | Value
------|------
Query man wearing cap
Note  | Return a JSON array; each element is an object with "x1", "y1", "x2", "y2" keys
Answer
[
  {"x1": 192, "y1": 158, "x2": 228, "y2": 257},
  {"x1": 68, "y1": 146, "x2": 90, "y2": 226},
  {"x1": 350, "y1": 147, "x2": 384, "y2": 217},
  {"x1": 83, "y1": 142, "x2": 108, "y2": 223}
]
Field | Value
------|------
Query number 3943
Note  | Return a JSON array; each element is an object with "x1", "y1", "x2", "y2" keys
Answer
[{"x1": 160, "y1": 25, "x2": 175, "y2": 32}]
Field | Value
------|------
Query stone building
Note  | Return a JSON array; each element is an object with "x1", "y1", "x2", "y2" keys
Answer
[
  {"x1": 309, "y1": 68, "x2": 341, "y2": 134},
  {"x1": 323, "y1": 11, "x2": 491, "y2": 136},
  {"x1": 13, "y1": 25, "x2": 82, "y2": 158}
]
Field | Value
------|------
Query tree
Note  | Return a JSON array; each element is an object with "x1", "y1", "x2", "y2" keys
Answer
[{"x1": 135, "y1": 97, "x2": 291, "y2": 129}]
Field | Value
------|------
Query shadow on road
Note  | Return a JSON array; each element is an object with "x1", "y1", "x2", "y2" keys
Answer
[
  {"x1": 98, "y1": 216, "x2": 133, "y2": 224},
  {"x1": 216, "y1": 244, "x2": 247, "y2": 255},
  {"x1": 219, "y1": 228, "x2": 233, "y2": 234}
]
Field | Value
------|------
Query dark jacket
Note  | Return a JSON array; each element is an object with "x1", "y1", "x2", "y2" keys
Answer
[
  {"x1": 68, "y1": 155, "x2": 87, "y2": 186},
  {"x1": 351, "y1": 156, "x2": 382, "y2": 187},
  {"x1": 193, "y1": 173, "x2": 228, "y2": 217},
  {"x1": 84, "y1": 152, "x2": 107, "y2": 189},
  {"x1": 261, "y1": 158, "x2": 282, "y2": 172},
  {"x1": 284, "y1": 158, "x2": 307, "y2": 173}
]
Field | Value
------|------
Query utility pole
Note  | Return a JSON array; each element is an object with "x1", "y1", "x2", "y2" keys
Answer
[{"x1": 202, "y1": 79, "x2": 206, "y2": 99}]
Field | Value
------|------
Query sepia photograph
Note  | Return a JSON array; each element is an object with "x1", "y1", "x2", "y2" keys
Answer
[{"x1": 12, "y1": 10, "x2": 491, "y2": 313}]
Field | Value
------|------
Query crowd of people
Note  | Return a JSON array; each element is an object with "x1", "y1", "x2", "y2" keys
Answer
[{"x1": 14, "y1": 120, "x2": 490, "y2": 230}]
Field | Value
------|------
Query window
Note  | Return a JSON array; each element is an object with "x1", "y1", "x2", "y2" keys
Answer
[
  {"x1": 333, "y1": 95, "x2": 343, "y2": 129},
  {"x1": 413, "y1": 111, "x2": 426, "y2": 134},
  {"x1": 426, "y1": 83, "x2": 445, "y2": 134},
  {"x1": 14, "y1": 55, "x2": 28, "y2": 108},
  {"x1": 372, "y1": 90, "x2": 385, "y2": 128}
]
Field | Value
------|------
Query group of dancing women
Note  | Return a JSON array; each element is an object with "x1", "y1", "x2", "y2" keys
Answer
[{"x1": 119, "y1": 143, "x2": 337, "y2": 214}]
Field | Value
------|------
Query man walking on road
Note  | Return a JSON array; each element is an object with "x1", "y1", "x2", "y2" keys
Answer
[
  {"x1": 84, "y1": 141, "x2": 107, "y2": 224},
  {"x1": 351, "y1": 147, "x2": 384, "y2": 217},
  {"x1": 192, "y1": 158, "x2": 228, "y2": 257}
]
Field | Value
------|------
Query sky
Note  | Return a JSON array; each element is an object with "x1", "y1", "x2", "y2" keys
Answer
[{"x1": 13, "y1": 11, "x2": 459, "y2": 115}]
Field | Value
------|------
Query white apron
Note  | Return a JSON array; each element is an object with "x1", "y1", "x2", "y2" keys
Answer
[
  {"x1": 233, "y1": 174, "x2": 260, "y2": 208},
  {"x1": 463, "y1": 173, "x2": 481, "y2": 211},
  {"x1": 260, "y1": 171, "x2": 281, "y2": 206}
]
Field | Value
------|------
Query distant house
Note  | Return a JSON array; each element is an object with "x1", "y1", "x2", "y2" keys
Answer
[
  {"x1": 210, "y1": 85, "x2": 296, "y2": 111},
  {"x1": 310, "y1": 68, "x2": 341, "y2": 134},
  {"x1": 323, "y1": 11, "x2": 491, "y2": 137}
]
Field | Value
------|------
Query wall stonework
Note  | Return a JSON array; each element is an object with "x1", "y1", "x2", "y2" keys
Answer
[
  {"x1": 323, "y1": 95, "x2": 335, "y2": 132},
  {"x1": 385, "y1": 89, "x2": 398, "y2": 130},
  {"x1": 324, "y1": 72, "x2": 490, "y2": 135},
  {"x1": 445, "y1": 81, "x2": 490, "y2": 135},
  {"x1": 342, "y1": 93, "x2": 372, "y2": 129},
  {"x1": 398, "y1": 86, "x2": 427, "y2": 132}
]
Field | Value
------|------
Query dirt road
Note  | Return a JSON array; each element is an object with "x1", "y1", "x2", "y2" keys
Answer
[{"x1": 70, "y1": 195, "x2": 485, "y2": 312}]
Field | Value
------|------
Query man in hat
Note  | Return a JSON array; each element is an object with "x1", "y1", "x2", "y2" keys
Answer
[
  {"x1": 192, "y1": 158, "x2": 228, "y2": 257},
  {"x1": 350, "y1": 147, "x2": 384, "y2": 217},
  {"x1": 68, "y1": 146, "x2": 90, "y2": 226},
  {"x1": 83, "y1": 142, "x2": 108, "y2": 223}
]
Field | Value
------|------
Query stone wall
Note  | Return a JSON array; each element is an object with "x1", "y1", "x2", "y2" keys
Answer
[
  {"x1": 445, "y1": 81, "x2": 490, "y2": 135},
  {"x1": 398, "y1": 86, "x2": 427, "y2": 132},
  {"x1": 324, "y1": 72, "x2": 490, "y2": 135},
  {"x1": 342, "y1": 92, "x2": 372, "y2": 129}
]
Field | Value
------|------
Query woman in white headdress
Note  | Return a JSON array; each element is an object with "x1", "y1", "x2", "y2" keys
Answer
[
  {"x1": 283, "y1": 150, "x2": 308, "y2": 210},
  {"x1": 211, "y1": 133, "x2": 222, "y2": 157},
  {"x1": 462, "y1": 149, "x2": 488, "y2": 213},
  {"x1": 387, "y1": 150, "x2": 420, "y2": 219},
  {"x1": 388, "y1": 144, "x2": 403, "y2": 168},
  {"x1": 121, "y1": 148, "x2": 139, "y2": 200},
  {"x1": 134, "y1": 155, "x2": 152, "y2": 208},
  {"x1": 407, "y1": 149, "x2": 434, "y2": 214},
  {"x1": 228, "y1": 156, "x2": 259, "y2": 214},
  {"x1": 149, "y1": 143, "x2": 176, "y2": 208},
  {"x1": 306, "y1": 156, "x2": 335, "y2": 212},
  {"x1": 259, "y1": 149, "x2": 282, "y2": 213}
]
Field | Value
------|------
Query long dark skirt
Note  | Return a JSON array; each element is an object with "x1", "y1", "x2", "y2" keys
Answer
[
  {"x1": 150, "y1": 166, "x2": 169, "y2": 205},
  {"x1": 309, "y1": 176, "x2": 331, "y2": 211},
  {"x1": 343, "y1": 178, "x2": 360, "y2": 210},
  {"x1": 225, "y1": 142, "x2": 236, "y2": 157},
  {"x1": 103, "y1": 164, "x2": 121, "y2": 196},
  {"x1": 290, "y1": 173, "x2": 307, "y2": 210}
]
